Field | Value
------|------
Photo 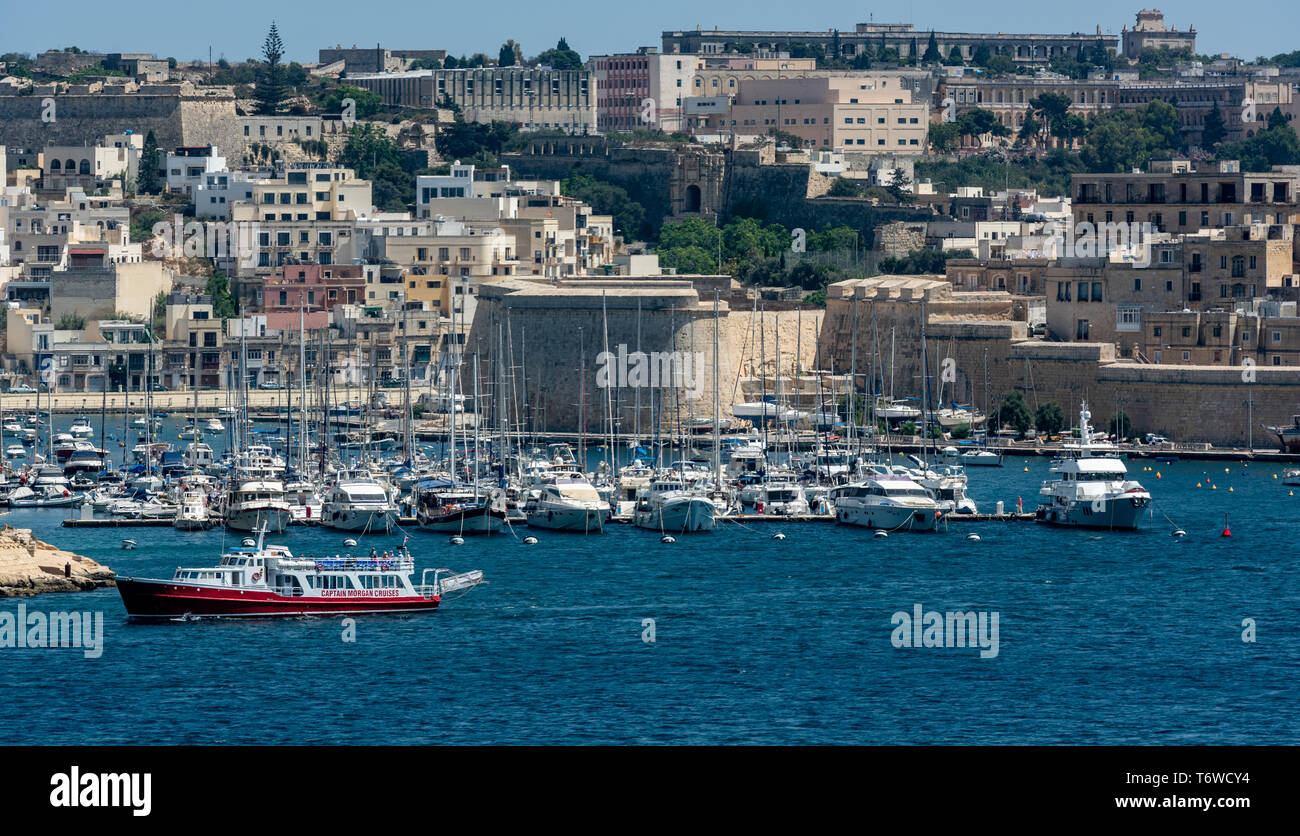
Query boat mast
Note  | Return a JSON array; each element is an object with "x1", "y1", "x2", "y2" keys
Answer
[{"x1": 712, "y1": 290, "x2": 721, "y2": 490}]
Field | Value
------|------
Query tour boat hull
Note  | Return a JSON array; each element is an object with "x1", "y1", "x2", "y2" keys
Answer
[{"x1": 116, "y1": 577, "x2": 442, "y2": 619}]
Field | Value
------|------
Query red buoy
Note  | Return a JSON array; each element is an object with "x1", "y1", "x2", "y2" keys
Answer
[{"x1": 1221, "y1": 513, "x2": 1232, "y2": 537}]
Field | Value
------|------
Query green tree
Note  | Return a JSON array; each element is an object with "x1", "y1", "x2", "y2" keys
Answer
[
  {"x1": 322, "y1": 84, "x2": 381, "y2": 118},
  {"x1": 205, "y1": 273, "x2": 238, "y2": 319},
  {"x1": 1267, "y1": 106, "x2": 1288, "y2": 131},
  {"x1": 1028, "y1": 92, "x2": 1072, "y2": 142},
  {"x1": 996, "y1": 391, "x2": 1032, "y2": 436},
  {"x1": 885, "y1": 168, "x2": 912, "y2": 202},
  {"x1": 984, "y1": 53, "x2": 1017, "y2": 76},
  {"x1": 1034, "y1": 402, "x2": 1065, "y2": 435},
  {"x1": 1217, "y1": 123, "x2": 1300, "y2": 171},
  {"x1": 928, "y1": 121, "x2": 959, "y2": 153},
  {"x1": 535, "y1": 38, "x2": 582, "y2": 71},
  {"x1": 55, "y1": 312, "x2": 86, "y2": 331},
  {"x1": 971, "y1": 43, "x2": 991, "y2": 67},
  {"x1": 1201, "y1": 101, "x2": 1227, "y2": 147},
  {"x1": 137, "y1": 130, "x2": 161, "y2": 194},
  {"x1": 827, "y1": 177, "x2": 863, "y2": 196},
  {"x1": 255, "y1": 22, "x2": 287, "y2": 115},
  {"x1": 922, "y1": 31, "x2": 941, "y2": 64},
  {"x1": 498, "y1": 40, "x2": 522, "y2": 67},
  {"x1": 561, "y1": 172, "x2": 646, "y2": 239}
]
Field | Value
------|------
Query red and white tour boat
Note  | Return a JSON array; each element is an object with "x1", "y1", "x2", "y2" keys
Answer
[{"x1": 116, "y1": 529, "x2": 485, "y2": 619}]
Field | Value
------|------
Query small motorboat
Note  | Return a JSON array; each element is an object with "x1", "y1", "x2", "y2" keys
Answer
[{"x1": 7, "y1": 484, "x2": 83, "y2": 508}]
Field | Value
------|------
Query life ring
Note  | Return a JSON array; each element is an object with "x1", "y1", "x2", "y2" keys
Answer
[{"x1": 252, "y1": 572, "x2": 262, "y2": 581}]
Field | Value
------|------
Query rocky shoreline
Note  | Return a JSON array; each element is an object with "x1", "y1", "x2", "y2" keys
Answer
[{"x1": 0, "y1": 525, "x2": 115, "y2": 597}]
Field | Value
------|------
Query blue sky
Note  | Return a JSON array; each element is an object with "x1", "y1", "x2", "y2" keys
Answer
[{"x1": 0, "y1": 1, "x2": 1292, "y2": 64}]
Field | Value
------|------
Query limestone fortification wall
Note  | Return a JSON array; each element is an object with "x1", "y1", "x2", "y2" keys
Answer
[
  {"x1": 816, "y1": 278, "x2": 1300, "y2": 446},
  {"x1": 465, "y1": 279, "x2": 821, "y2": 433},
  {"x1": 0, "y1": 93, "x2": 241, "y2": 158}
]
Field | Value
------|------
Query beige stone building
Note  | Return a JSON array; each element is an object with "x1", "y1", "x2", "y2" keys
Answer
[
  {"x1": 694, "y1": 75, "x2": 928, "y2": 151},
  {"x1": 1071, "y1": 160, "x2": 1300, "y2": 234}
]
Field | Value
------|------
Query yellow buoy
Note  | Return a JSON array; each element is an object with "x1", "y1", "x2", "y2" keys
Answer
[
  {"x1": 1023, "y1": 467, "x2": 1028, "y2": 472},
  {"x1": 1224, "y1": 468, "x2": 1230, "y2": 473},
  {"x1": 1212, "y1": 484, "x2": 1217, "y2": 490},
  {"x1": 1196, "y1": 483, "x2": 1202, "y2": 488},
  {"x1": 1274, "y1": 473, "x2": 1278, "y2": 479},
  {"x1": 1290, "y1": 490, "x2": 1294, "y2": 497},
  {"x1": 1229, "y1": 486, "x2": 1234, "y2": 492},
  {"x1": 1156, "y1": 472, "x2": 1161, "y2": 479}
]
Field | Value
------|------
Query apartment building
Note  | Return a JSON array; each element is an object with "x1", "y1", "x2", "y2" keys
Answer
[
  {"x1": 164, "y1": 146, "x2": 226, "y2": 196},
  {"x1": 1071, "y1": 159, "x2": 1300, "y2": 234},
  {"x1": 163, "y1": 292, "x2": 224, "y2": 391},
  {"x1": 381, "y1": 220, "x2": 519, "y2": 318},
  {"x1": 588, "y1": 48, "x2": 704, "y2": 132},
  {"x1": 1045, "y1": 224, "x2": 1297, "y2": 350},
  {"x1": 194, "y1": 170, "x2": 271, "y2": 219},
  {"x1": 40, "y1": 133, "x2": 143, "y2": 191},
  {"x1": 692, "y1": 75, "x2": 929, "y2": 151}
]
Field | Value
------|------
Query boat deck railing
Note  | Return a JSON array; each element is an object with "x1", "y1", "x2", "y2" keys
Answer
[{"x1": 294, "y1": 556, "x2": 415, "y2": 571}]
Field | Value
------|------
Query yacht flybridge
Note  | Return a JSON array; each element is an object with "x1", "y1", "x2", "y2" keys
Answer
[{"x1": 1036, "y1": 402, "x2": 1151, "y2": 530}]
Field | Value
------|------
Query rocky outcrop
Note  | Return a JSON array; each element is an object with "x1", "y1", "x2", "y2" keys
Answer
[{"x1": 0, "y1": 526, "x2": 114, "y2": 597}]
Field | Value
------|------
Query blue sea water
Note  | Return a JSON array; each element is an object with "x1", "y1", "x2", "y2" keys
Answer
[{"x1": 1, "y1": 416, "x2": 1296, "y2": 744}]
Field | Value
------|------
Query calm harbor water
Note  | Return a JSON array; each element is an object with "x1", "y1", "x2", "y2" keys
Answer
[{"x1": 1, "y1": 414, "x2": 1296, "y2": 744}]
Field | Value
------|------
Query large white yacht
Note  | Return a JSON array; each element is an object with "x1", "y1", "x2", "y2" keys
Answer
[
  {"x1": 321, "y1": 471, "x2": 398, "y2": 533},
  {"x1": 632, "y1": 477, "x2": 716, "y2": 533},
  {"x1": 1036, "y1": 403, "x2": 1151, "y2": 529},
  {"x1": 829, "y1": 475, "x2": 943, "y2": 531},
  {"x1": 523, "y1": 471, "x2": 610, "y2": 532},
  {"x1": 224, "y1": 479, "x2": 293, "y2": 532}
]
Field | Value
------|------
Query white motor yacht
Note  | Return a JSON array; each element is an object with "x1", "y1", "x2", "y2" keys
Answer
[
  {"x1": 523, "y1": 471, "x2": 610, "y2": 532},
  {"x1": 830, "y1": 475, "x2": 943, "y2": 531},
  {"x1": 1036, "y1": 403, "x2": 1150, "y2": 529}
]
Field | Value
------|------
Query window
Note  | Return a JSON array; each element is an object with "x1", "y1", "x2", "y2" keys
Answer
[
  {"x1": 1182, "y1": 351, "x2": 1190, "y2": 362},
  {"x1": 1117, "y1": 306, "x2": 1141, "y2": 332},
  {"x1": 1181, "y1": 327, "x2": 1191, "y2": 338},
  {"x1": 1273, "y1": 331, "x2": 1282, "y2": 344},
  {"x1": 1076, "y1": 320, "x2": 1090, "y2": 340},
  {"x1": 1153, "y1": 327, "x2": 1162, "y2": 338}
]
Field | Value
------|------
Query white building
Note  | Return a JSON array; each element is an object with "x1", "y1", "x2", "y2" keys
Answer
[
  {"x1": 194, "y1": 170, "x2": 270, "y2": 219},
  {"x1": 165, "y1": 146, "x2": 227, "y2": 196}
]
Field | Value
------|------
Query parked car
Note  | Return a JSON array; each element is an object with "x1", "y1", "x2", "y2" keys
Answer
[
  {"x1": 1142, "y1": 433, "x2": 1170, "y2": 445},
  {"x1": 257, "y1": 382, "x2": 283, "y2": 390},
  {"x1": 7, "y1": 384, "x2": 35, "y2": 394}
]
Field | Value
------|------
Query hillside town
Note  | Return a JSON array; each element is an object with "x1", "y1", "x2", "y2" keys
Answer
[{"x1": 1, "y1": 9, "x2": 1299, "y2": 450}]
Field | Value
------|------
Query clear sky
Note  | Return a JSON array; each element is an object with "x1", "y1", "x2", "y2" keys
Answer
[{"x1": 0, "y1": 0, "x2": 1292, "y2": 64}]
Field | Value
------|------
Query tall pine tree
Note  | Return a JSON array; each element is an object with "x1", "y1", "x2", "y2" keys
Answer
[
  {"x1": 137, "y1": 130, "x2": 160, "y2": 194},
  {"x1": 255, "y1": 22, "x2": 287, "y2": 115},
  {"x1": 1202, "y1": 101, "x2": 1227, "y2": 147}
]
